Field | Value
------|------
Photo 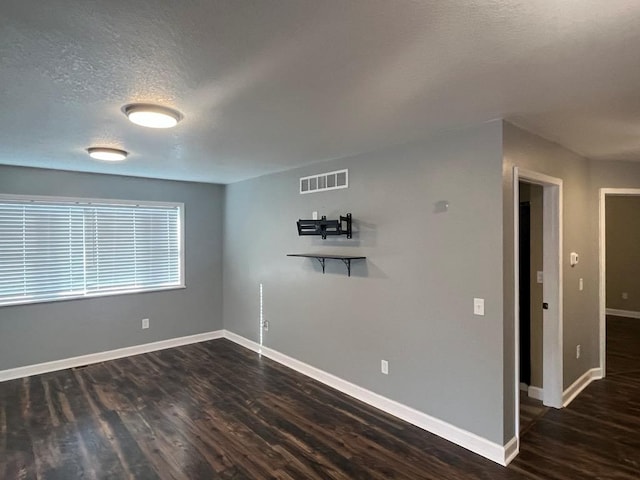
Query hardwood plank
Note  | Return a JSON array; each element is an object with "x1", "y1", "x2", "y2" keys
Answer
[
  {"x1": 0, "y1": 316, "x2": 638, "y2": 479},
  {"x1": 509, "y1": 316, "x2": 640, "y2": 479},
  {"x1": 2, "y1": 378, "x2": 37, "y2": 480}
]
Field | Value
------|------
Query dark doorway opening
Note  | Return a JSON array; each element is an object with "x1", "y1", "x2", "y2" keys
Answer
[{"x1": 519, "y1": 201, "x2": 531, "y2": 386}]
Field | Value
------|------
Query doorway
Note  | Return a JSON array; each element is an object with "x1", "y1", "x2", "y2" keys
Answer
[
  {"x1": 518, "y1": 182, "x2": 546, "y2": 434},
  {"x1": 519, "y1": 197, "x2": 532, "y2": 388},
  {"x1": 598, "y1": 189, "x2": 640, "y2": 375},
  {"x1": 513, "y1": 167, "x2": 563, "y2": 446}
]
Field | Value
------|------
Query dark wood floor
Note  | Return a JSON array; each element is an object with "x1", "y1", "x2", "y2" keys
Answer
[
  {"x1": 519, "y1": 393, "x2": 547, "y2": 435},
  {"x1": 1, "y1": 315, "x2": 639, "y2": 479},
  {"x1": 509, "y1": 315, "x2": 640, "y2": 479}
]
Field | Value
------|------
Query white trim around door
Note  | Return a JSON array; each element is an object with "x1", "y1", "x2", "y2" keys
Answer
[
  {"x1": 598, "y1": 188, "x2": 640, "y2": 376},
  {"x1": 513, "y1": 167, "x2": 564, "y2": 454}
]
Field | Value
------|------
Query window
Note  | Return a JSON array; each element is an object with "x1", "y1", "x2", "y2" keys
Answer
[{"x1": 0, "y1": 195, "x2": 184, "y2": 307}]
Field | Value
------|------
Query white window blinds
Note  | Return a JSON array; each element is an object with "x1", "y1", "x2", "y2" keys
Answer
[{"x1": 0, "y1": 196, "x2": 183, "y2": 306}]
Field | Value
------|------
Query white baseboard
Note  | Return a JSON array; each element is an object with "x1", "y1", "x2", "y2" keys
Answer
[
  {"x1": 562, "y1": 368, "x2": 603, "y2": 407},
  {"x1": 223, "y1": 329, "x2": 262, "y2": 352},
  {"x1": 503, "y1": 436, "x2": 519, "y2": 466},
  {"x1": 527, "y1": 386, "x2": 544, "y2": 401},
  {"x1": 1, "y1": 328, "x2": 516, "y2": 466},
  {"x1": 605, "y1": 308, "x2": 640, "y2": 320},
  {"x1": 0, "y1": 330, "x2": 224, "y2": 383},
  {"x1": 223, "y1": 330, "x2": 512, "y2": 466}
]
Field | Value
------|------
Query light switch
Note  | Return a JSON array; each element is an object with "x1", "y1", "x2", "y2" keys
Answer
[
  {"x1": 537, "y1": 271, "x2": 543, "y2": 284},
  {"x1": 312, "y1": 211, "x2": 318, "y2": 220},
  {"x1": 381, "y1": 360, "x2": 389, "y2": 375},
  {"x1": 474, "y1": 298, "x2": 485, "y2": 316},
  {"x1": 579, "y1": 278, "x2": 584, "y2": 291}
]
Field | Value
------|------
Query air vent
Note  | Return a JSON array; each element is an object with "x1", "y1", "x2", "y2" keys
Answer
[{"x1": 300, "y1": 169, "x2": 348, "y2": 194}]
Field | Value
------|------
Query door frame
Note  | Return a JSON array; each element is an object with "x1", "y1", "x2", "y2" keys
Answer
[
  {"x1": 598, "y1": 188, "x2": 640, "y2": 375},
  {"x1": 513, "y1": 167, "x2": 564, "y2": 442}
]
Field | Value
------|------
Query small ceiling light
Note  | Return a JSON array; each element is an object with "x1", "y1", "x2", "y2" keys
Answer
[
  {"x1": 123, "y1": 104, "x2": 183, "y2": 128},
  {"x1": 87, "y1": 147, "x2": 128, "y2": 161}
]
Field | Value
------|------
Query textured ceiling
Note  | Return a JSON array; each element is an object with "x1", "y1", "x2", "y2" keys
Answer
[{"x1": 0, "y1": 0, "x2": 639, "y2": 184}]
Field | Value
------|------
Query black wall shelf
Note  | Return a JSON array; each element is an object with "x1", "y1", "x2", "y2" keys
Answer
[
  {"x1": 297, "y1": 213, "x2": 352, "y2": 239},
  {"x1": 287, "y1": 253, "x2": 366, "y2": 277}
]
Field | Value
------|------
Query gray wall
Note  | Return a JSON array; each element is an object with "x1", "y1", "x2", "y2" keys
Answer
[
  {"x1": 0, "y1": 165, "x2": 224, "y2": 370},
  {"x1": 587, "y1": 161, "x2": 640, "y2": 371},
  {"x1": 503, "y1": 122, "x2": 597, "y2": 385},
  {"x1": 589, "y1": 160, "x2": 640, "y2": 305},
  {"x1": 502, "y1": 122, "x2": 596, "y2": 440},
  {"x1": 224, "y1": 121, "x2": 507, "y2": 444},
  {"x1": 502, "y1": 126, "x2": 640, "y2": 440},
  {"x1": 588, "y1": 160, "x2": 640, "y2": 320},
  {"x1": 589, "y1": 160, "x2": 640, "y2": 189}
]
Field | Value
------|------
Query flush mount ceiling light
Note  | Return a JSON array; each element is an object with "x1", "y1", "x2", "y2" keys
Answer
[
  {"x1": 123, "y1": 104, "x2": 183, "y2": 128},
  {"x1": 87, "y1": 147, "x2": 128, "y2": 162}
]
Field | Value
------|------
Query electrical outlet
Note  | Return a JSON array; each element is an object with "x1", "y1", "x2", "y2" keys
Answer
[
  {"x1": 262, "y1": 320, "x2": 269, "y2": 331},
  {"x1": 312, "y1": 211, "x2": 318, "y2": 220},
  {"x1": 142, "y1": 318, "x2": 149, "y2": 329},
  {"x1": 576, "y1": 345, "x2": 581, "y2": 359},
  {"x1": 537, "y1": 271, "x2": 544, "y2": 284},
  {"x1": 381, "y1": 360, "x2": 389, "y2": 375},
  {"x1": 622, "y1": 292, "x2": 628, "y2": 300}
]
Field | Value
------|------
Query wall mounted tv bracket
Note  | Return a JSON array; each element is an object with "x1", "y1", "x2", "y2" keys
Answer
[{"x1": 296, "y1": 213, "x2": 352, "y2": 240}]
